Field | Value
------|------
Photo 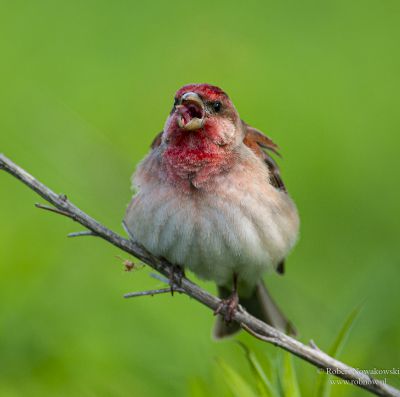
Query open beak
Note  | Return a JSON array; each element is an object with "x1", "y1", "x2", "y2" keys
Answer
[{"x1": 176, "y1": 92, "x2": 205, "y2": 130}]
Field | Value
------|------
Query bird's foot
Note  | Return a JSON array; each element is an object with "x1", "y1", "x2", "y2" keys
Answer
[
  {"x1": 168, "y1": 264, "x2": 185, "y2": 296},
  {"x1": 214, "y1": 292, "x2": 239, "y2": 322}
]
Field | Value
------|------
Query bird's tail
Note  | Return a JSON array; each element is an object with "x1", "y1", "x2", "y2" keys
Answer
[{"x1": 213, "y1": 280, "x2": 296, "y2": 339}]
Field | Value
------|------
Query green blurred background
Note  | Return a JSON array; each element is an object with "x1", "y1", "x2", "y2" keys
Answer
[{"x1": 1, "y1": 1, "x2": 399, "y2": 396}]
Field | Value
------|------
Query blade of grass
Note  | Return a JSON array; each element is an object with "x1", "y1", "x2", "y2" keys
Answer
[
  {"x1": 188, "y1": 378, "x2": 211, "y2": 397},
  {"x1": 281, "y1": 352, "x2": 301, "y2": 397},
  {"x1": 236, "y1": 342, "x2": 280, "y2": 397},
  {"x1": 315, "y1": 304, "x2": 362, "y2": 397},
  {"x1": 216, "y1": 358, "x2": 258, "y2": 397}
]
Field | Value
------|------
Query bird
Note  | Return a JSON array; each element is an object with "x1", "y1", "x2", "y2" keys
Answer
[{"x1": 124, "y1": 84, "x2": 299, "y2": 338}]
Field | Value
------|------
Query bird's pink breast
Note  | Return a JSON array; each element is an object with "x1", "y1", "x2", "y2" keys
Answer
[{"x1": 162, "y1": 130, "x2": 232, "y2": 189}]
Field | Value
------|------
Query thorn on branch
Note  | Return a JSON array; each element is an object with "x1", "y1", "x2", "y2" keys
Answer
[
  {"x1": 148, "y1": 272, "x2": 184, "y2": 296},
  {"x1": 309, "y1": 339, "x2": 321, "y2": 351},
  {"x1": 35, "y1": 203, "x2": 71, "y2": 218}
]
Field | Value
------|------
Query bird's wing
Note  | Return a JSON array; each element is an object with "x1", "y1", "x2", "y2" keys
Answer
[
  {"x1": 242, "y1": 121, "x2": 286, "y2": 274},
  {"x1": 242, "y1": 121, "x2": 286, "y2": 193}
]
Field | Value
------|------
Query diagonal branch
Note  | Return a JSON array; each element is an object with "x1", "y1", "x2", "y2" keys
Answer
[{"x1": 0, "y1": 153, "x2": 399, "y2": 397}]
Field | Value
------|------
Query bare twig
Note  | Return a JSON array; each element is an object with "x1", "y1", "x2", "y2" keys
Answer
[
  {"x1": 124, "y1": 287, "x2": 184, "y2": 298},
  {"x1": 241, "y1": 323, "x2": 281, "y2": 345},
  {"x1": 1, "y1": 153, "x2": 399, "y2": 397},
  {"x1": 149, "y1": 273, "x2": 171, "y2": 284},
  {"x1": 68, "y1": 231, "x2": 97, "y2": 238}
]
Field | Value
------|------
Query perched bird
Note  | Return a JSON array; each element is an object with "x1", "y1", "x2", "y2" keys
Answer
[{"x1": 124, "y1": 84, "x2": 299, "y2": 338}]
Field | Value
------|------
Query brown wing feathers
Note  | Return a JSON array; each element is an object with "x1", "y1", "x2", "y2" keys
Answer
[
  {"x1": 242, "y1": 121, "x2": 287, "y2": 192},
  {"x1": 242, "y1": 122, "x2": 287, "y2": 275}
]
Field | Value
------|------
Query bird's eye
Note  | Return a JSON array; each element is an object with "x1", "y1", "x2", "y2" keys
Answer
[{"x1": 212, "y1": 101, "x2": 222, "y2": 112}]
